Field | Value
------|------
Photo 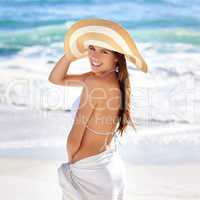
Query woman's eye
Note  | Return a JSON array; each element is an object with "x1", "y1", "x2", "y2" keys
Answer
[
  {"x1": 89, "y1": 46, "x2": 95, "y2": 51},
  {"x1": 103, "y1": 51, "x2": 108, "y2": 54}
]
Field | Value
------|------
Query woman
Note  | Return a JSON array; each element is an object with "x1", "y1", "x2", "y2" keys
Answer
[{"x1": 48, "y1": 18, "x2": 147, "y2": 200}]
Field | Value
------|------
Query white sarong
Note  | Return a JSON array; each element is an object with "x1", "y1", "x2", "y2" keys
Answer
[{"x1": 57, "y1": 135, "x2": 126, "y2": 200}]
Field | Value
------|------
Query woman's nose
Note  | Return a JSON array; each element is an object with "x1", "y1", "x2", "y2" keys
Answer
[{"x1": 91, "y1": 51, "x2": 101, "y2": 60}]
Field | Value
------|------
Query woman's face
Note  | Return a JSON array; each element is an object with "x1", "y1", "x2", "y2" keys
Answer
[{"x1": 87, "y1": 45, "x2": 118, "y2": 73}]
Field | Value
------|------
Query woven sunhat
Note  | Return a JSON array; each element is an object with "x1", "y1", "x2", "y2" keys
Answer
[{"x1": 64, "y1": 18, "x2": 148, "y2": 73}]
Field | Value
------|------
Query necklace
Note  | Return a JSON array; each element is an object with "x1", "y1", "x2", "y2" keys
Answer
[{"x1": 96, "y1": 69, "x2": 117, "y2": 78}]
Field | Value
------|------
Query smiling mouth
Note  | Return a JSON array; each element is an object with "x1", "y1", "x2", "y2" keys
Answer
[{"x1": 91, "y1": 60, "x2": 103, "y2": 67}]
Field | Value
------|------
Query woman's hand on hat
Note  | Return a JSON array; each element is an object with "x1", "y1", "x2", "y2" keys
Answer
[
  {"x1": 64, "y1": 51, "x2": 76, "y2": 63},
  {"x1": 64, "y1": 50, "x2": 88, "y2": 63}
]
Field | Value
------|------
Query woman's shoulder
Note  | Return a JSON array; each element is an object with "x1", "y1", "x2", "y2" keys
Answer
[
  {"x1": 84, "y1": 73, "x2": 107, "y2": 89},
  {"x1": 84, "y1": 74, "x2": 120, "y2": 101},
  {"x1": 84, "y1": 73, "x2": 117, "y2": 88}
]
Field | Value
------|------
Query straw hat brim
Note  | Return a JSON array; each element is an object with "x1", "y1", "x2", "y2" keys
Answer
[{"x1": 64, "y1": 18, "x2": 148, "y2": 73}]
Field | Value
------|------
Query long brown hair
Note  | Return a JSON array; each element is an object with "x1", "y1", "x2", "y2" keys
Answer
[{"x1": 113, "y1": 51, "x2": 137, "y2": 136}]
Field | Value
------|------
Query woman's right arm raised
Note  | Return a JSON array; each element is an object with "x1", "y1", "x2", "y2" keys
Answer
[{"x1": 48, "y1": 52, "x2": 93, "y2": 87}]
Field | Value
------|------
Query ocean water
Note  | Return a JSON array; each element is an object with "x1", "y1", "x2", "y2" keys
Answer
[
  {"x1": 0, "y1": 0, "x2": 200, "y2": 161},
  {"x1": 1, "y1": 0, "x2": 200, "y2": 56}
]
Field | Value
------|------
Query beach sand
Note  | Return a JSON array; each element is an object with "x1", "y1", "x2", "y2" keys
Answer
[{"x1": 1, "y1": 158, "x2": 200, "y2": 200}]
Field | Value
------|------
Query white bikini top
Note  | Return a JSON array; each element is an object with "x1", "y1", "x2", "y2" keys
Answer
[{"x1": 85, "y1": 125, "x2": 115, "y2": 136}]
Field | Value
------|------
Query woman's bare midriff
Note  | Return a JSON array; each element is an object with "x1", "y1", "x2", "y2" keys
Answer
[{"x1": 71, "y1": 130, "x2": 114, "y2": 164}]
